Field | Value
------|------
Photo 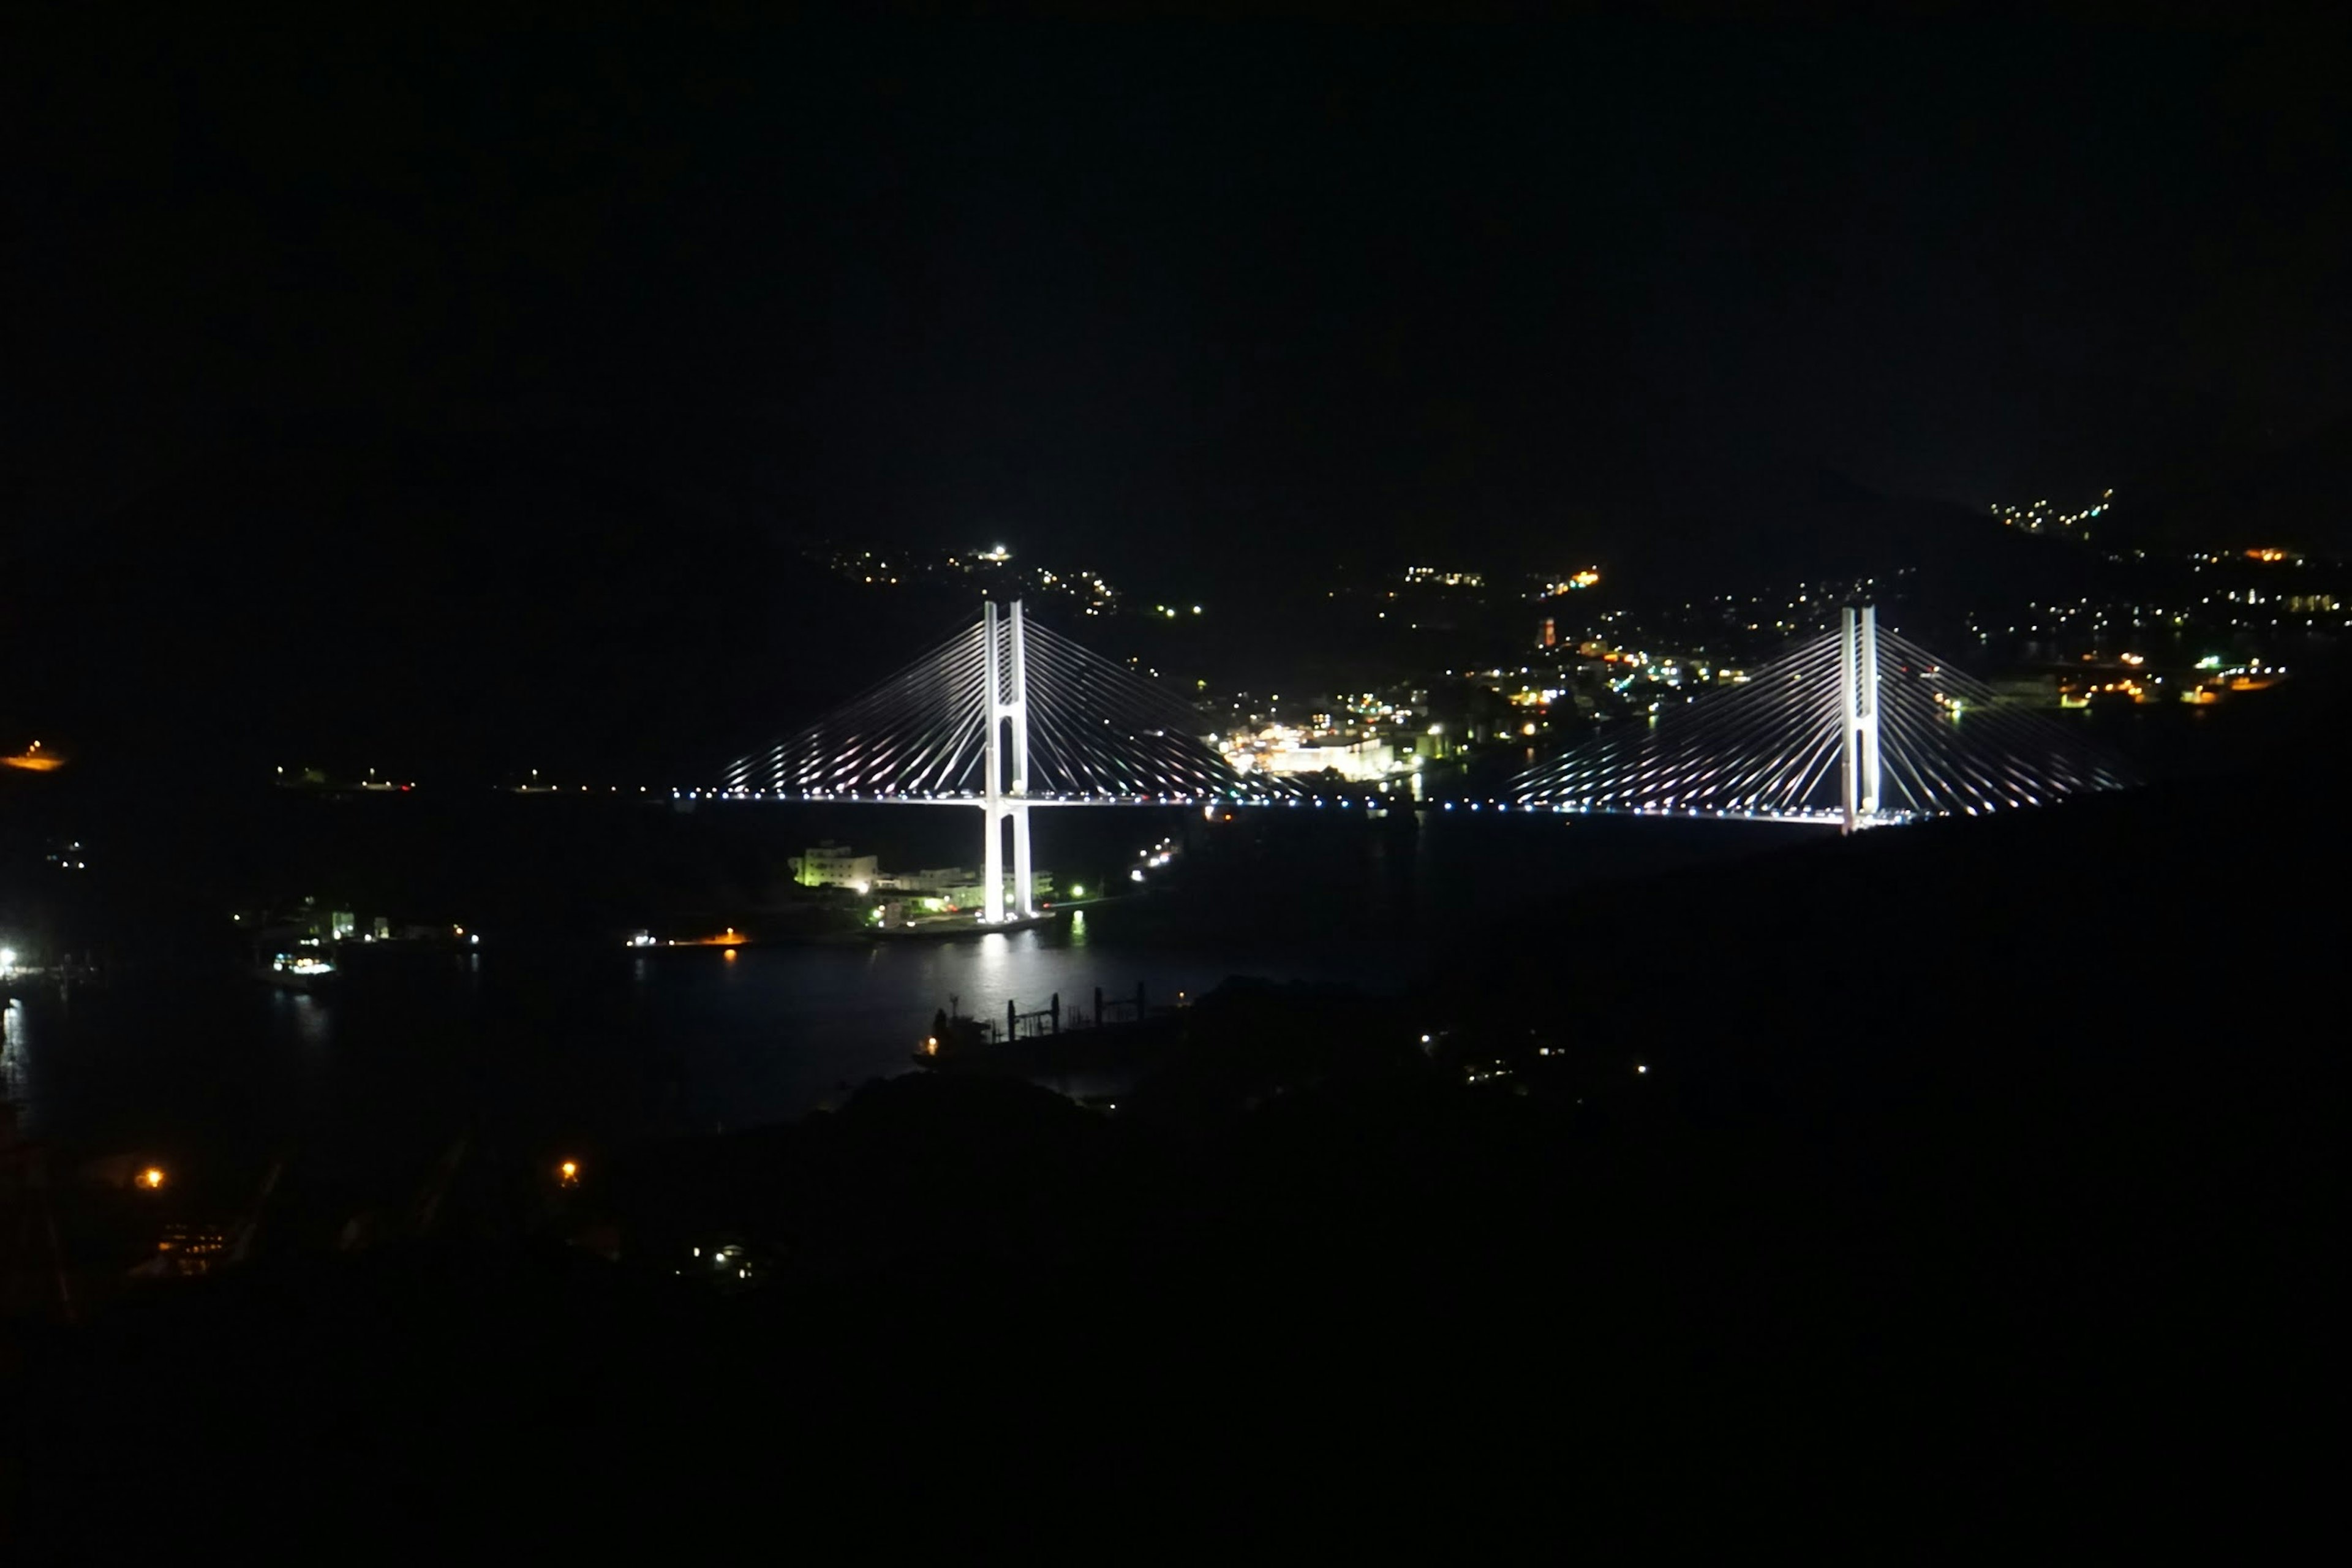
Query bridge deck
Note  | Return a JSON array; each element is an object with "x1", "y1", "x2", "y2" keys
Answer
[{"x1": 674, "y1": 789, "x2": 1908, "y2": 824}]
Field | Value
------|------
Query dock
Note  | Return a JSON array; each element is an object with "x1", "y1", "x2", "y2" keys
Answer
[{"x1": 875, "y1": 911, "x2": 1059, "y2": 940}]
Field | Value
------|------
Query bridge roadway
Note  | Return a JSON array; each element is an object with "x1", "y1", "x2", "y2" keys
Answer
[
  {"x1": 671, "y1": 786, "x2": 1889, "y2": 827},
  {"x1": 707, "y1": 597, "x2": 2130, "y2": 867}
]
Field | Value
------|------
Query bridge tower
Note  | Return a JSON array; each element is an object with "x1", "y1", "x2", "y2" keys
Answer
[
  {"x1": 1839, "y1": 605, "x2": 1883, "y2": 835},
  {"x1": 981, "y1": 599, "x2": 1036, "y2": 922}
]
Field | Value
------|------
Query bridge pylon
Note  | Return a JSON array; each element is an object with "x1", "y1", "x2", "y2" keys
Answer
[
  {"x1": 720, "y1": 594, "x2": 1276, "y2": 817},
  {"x1": 1512, "y1": 598, "x2": 2135, "y2": 824},
  {"x1": 981, "y1": 598, "x2": 1035, "y2": 922},
  {"x1": 1839, "y1": 605, "x2": 1882, "y2": 834}
]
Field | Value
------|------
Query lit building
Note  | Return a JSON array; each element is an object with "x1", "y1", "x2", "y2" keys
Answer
[
  {"x1": 1253, "y1": 737, "x2": 1400, "y2": 781},
  {"x1": 1986, "y1": 675, "x2": 2062, "y2": 709},
  {"x1": 791, "y1": 842, "x2": 880, "y2": 891},
  {"x1": 874, "y1": 866, "x2": 977, "y2": 895},
  {"x1": 940, "y1": 872, "x2": 1056, "y2": 910},
  {"x1": 813, "y1": 853, "x2": 1058, "y2": 913}
]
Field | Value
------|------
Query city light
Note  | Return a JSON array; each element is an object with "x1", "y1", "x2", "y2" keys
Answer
[
  {"x1": 138, "y1": 1166, "x2": 167, "y2": 1189},
  {"x1": 558, "y1": 1159, "x2": 580, "y2": 1187}
]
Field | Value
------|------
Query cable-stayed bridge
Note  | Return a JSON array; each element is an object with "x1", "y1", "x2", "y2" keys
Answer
[
  {"x1": 1513, "y1": 606, "x2": 2138, "y2": 829},
  {"x1": 715, "y1": 601, "x2": 1288, "y2": 922},
  {"x1": 701, "y1": 600, "x2": 2137, "y2": 923}
]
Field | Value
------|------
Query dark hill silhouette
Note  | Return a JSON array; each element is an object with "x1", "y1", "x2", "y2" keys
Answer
[
  {"x1": 1621, "y1": 464, "x2": 2117, "y2": 621},
  {"x1": 14, "y1": 714, "x2": 2335, "y2": 1538},
  {"x1": 2, "y1": 424, "x2": 982, "y2": 783},
  {"x1": 2114, "y1": 410, "x2": 2352, "y2": 557}
]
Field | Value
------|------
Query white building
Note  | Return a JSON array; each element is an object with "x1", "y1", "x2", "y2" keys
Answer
[
  {"x1": 791, "y1": 842, "x2": 880, "y2": 891},
  {"x1": 875, "y1": 866, "x2": 974, "y2": 895},
  {"x1": 940, "y1": 872, "x2": 1055, "y2": 910},
  {"x1": 799, "y1": 848, "x2": 1056, "y2": 910},
  {"x1": 1254, "y1": 737, "x2": 1400, "y2": 782}
]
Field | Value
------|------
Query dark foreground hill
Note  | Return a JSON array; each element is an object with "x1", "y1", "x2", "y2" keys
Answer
[{"x1": 7, "y1": 732, "x2": 2340, "y2": 1545}]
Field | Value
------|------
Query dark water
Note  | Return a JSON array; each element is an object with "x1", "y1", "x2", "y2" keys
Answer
[{"x1": 0, "y1": 812, "x2": 1822, "y2": 1204}]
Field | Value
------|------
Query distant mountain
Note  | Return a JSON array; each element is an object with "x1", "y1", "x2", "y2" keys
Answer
[
  {"x1": 1616, "y1": 466, "x2": 2118, "y2": 624},
  {"x1": 1, "y1": 423, "x2": 962, "y2": 782},
  {"x1": 2109, "y1": 412, "x2": 2352, "y2": 558}
]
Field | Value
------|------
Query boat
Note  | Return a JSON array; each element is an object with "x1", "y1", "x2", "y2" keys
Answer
[{"x1": 256, "y1": 951, "x2": 337, "y2": 992}]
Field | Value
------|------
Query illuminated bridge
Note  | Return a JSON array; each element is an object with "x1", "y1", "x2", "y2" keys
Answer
[
  {"x1": 707, "y1": 601, "x2": 1288, "y2": 923},
  {"x1": 695, "y1": 600, "x2": 2136, "y2": 923},
  {"x1": 1512, "y1": 606, "x2": 2137, "y2": 829}
]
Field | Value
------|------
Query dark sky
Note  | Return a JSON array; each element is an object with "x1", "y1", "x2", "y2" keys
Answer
[{"x1": 8, "y1": 12, "x2": 2347, "y2": 582}]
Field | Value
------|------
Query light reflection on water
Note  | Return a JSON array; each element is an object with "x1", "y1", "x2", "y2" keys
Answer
[
  {"x1": 2, "y1": 925, "x2": 1409, "y2": 1169},
  {"x1": 1, "y1": 1001, "x2": 28, "y2": 1134},
  {"x1": 4, "y1": 813, "x2": 1812, "y2": 1172},
  {"x1": 274, "y1": 989, "x2": 333, "y2": 1049}
]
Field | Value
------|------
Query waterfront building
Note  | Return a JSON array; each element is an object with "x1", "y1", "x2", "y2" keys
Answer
[{"x1": 790, "y1": 842, "x2": 880, "y2": 892}]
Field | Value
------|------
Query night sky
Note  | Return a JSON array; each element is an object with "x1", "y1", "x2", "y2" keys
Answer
[{"x1": 6, "y1": 10, "x2": 2346, "y2": 766}]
